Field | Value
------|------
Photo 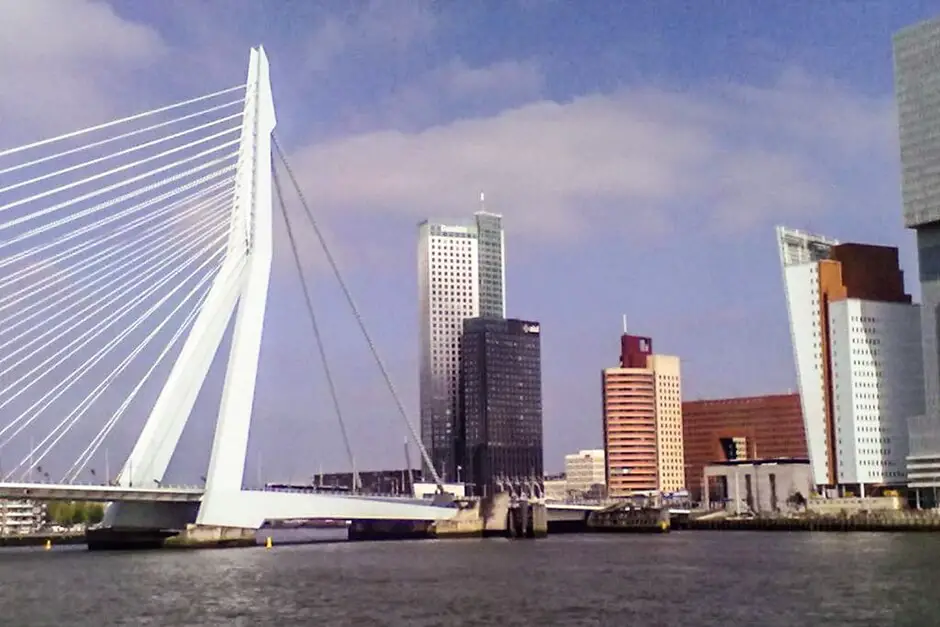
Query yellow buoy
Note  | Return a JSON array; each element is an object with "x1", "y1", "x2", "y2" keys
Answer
[
  {"x1": 44, "y1": 539, "x2": 52, "y2": 551},
  {"x1": 265, "y1": 536, "x2": 273, "y2": 549}
]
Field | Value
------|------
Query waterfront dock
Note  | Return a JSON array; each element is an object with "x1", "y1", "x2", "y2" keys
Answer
[
  {"x1": 679, "y1": 509, "x2": 940, "y2": 532},
  {"x1": 0, "y1": 532, "x2": 85, "y2": 548},
  {"x1": 587, "y1": 503, "x2": 671, "y2": 533}
]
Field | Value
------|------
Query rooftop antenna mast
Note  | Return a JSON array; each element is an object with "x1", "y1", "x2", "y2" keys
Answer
[{"x1": 622, "y1": 314, "x2": 628, "y2": 334}]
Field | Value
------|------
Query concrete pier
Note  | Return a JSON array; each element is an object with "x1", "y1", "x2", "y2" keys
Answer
[
  {"x1": 348, "y1": 519, "x2": 434, "y2": 541},
  {"x1": 87, "y1": 524, "x2": 256, "y2": 550},
  {"x1": 86, "y1": 527, "x2": 178, "y2": 551},
  {"x1": 347, "y1": 494, "x2": 547, "y2": 541},
  {"x1": 164, "y1": 524, "x2": 256, "y2": 548}
]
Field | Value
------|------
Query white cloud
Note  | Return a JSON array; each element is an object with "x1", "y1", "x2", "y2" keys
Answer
[
  {"x1": 305, "y1": 0, "x2": 436, "y2": 73},
  {"x1": 291, "y1": 71, "x2": 894, "y2": 242},
  {"x1": 343, "y1": 58, "x2": 544, "y2": 133},
  {"x1": 0, "y1": 0, "x2": 166, "y2": 138},
  {"x1": 445, "y1": 59, "x2": 544, "y2": 101}
]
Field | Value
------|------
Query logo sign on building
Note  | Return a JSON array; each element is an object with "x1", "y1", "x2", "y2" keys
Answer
[
  {"x1": 439, "y1": 225, "x2": 469, "y2": 235},
  {"x1": 522, "y1": 323, "x2": 540, "y2": 334},
  {"x1": 639, "y1": 338, "x2": 650, "y2": 353}
]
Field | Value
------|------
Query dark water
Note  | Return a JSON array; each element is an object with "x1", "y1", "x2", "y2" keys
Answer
[{"x1": 1, "y1": 532, "x2": 939, "y2": 626}]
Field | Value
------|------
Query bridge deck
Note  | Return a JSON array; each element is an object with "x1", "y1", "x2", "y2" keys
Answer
[
  {"x1": 0, "y1": 482, "x2": 204, "y2": 503},
  {"x1": 0, "y1": 484, "x2": 461, "y2": 524}
]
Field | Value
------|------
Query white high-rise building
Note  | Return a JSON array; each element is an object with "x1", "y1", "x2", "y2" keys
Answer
[
  {"x1": 418, "y1": 209, "x2": 505, "y2": 481},
  {"x1": 777, "y1": 226, "x2": 840, "y2": 487},
  {"x1": 777, "y1": 226, "x2": 924, "y2": 494}
]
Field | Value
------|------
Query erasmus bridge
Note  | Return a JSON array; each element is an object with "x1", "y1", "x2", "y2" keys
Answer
[{"x1": 0, "y1": 47, "x2": 464, "y2": 547}]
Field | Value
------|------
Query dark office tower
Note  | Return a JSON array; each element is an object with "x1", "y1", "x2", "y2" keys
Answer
[{"x1": 458, "y1": 318, "x2": 543, "y2": 496}]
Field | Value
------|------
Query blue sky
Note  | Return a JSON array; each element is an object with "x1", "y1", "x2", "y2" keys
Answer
[{"x1": 0, "y1": 0, "x2": 938, "y2": 479}]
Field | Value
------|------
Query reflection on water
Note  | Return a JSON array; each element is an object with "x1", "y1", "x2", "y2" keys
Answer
[{"x1": 1, "y1": 532, "x2": 939, "y2": 626}]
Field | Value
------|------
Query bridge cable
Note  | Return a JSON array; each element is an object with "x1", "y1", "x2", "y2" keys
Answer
[
  {"x1": 4, "y1": 236, "x2": 229, "y2": 478},
  {"x1": 0, "y1": 189, "x2": 232, "y2": 337},
  {"x1": 0, "y1": 205, "x2": 230, "y2": 379},
  {"x1": 0, "y1": 98, "x2": 244, "y2": 178},
  {"x1": 271, "y1": 163, "x2": 361, "y2": 492},
  {"x1": 0, "y1": 129, "x2": 240, "y2": 221},
  {"x1": 16, "y1": 249, "x2": 226, "y2": 481},
  {"x1": 0, "y1": 220, "x2": 230, "y2": 440},
  {"x1": 0, "y1": 113, "x2": 242, "y2": 197},
  {"x1": 271, "y1": 134, "x2": 445, "y2": 490},
  {"x1": 0, "y1": 162, "x2": 235, "y2": 274},
  {"x1": 63, "y1": 285, "x2": 212, "y2": 484},
  {"x1": 0, "y1": 84, "x2": 245, "y2": 159},
  {"x1": 0, "y1": 203, "x2": 230, "y2": 377},
  {"x1": 0, "y1": 178, "x2": 233, "y2": 307}
]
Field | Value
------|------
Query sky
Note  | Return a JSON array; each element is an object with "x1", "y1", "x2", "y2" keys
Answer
[{"x1": 0, "y1": 0, "x2": 938, "y2": 480}]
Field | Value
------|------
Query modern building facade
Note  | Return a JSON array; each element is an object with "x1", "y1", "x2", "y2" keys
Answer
[
  {"x1": 418, "y1": 211, "x2": 506, "y2": 481},
  {"x1": 702, "y1": 459, "x2": 813, "y2": 515},
  {"x1": 602, "y1": 333, "x2": 684, "y2": 498},
  {"x1": 564, "y1": 449, "x2": 607, "y2": 497},
  {"x1": 649, "y1": 354, "x2": 684, "y2": 492},
  {"x1": 894, "y1": 17, "x2": 940, "y2": 499},
  {"x1": 778, "y1": 226, "x2": 923, "y2": 494},
  {"x1": 458, "y1": 317, "x2": 542, "y2": 496},
  {"x1": 682, "y1": 393, "x2": 807, "y2": 502}
]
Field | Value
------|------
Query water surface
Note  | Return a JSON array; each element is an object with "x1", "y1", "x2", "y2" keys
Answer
[{"x1": 1, "y1": 532, "x2": 938, "y2": 626}]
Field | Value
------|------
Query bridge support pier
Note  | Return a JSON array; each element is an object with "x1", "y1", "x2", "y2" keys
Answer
[
  {"x1": 87, "y1": 524, "x2": 257, "y2": 551},
  {"x1": 164, "y1": 524, "x2": 256, "y2": 548},
  {"x1": 86, "y1": 527, "x2": 179, "y2": 551}
]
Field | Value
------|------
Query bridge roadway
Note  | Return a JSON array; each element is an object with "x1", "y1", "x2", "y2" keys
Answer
[
  {"x1": 0, "y1": 483, "x2": 610, "y2": 515},
  {"x1": 0, "y1": 482, "x2": 204, "y2": 503}
]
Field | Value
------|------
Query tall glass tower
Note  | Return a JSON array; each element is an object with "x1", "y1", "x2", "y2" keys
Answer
[
  {"x1": 417, "y1": 209, "x2": 506, "y2": 481},
  {"x1": 894, "y1": 16, "x2": 940, "y2": 495}
]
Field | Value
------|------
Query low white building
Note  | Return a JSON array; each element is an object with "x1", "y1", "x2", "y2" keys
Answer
[
  {"x1": 543, "y1": 478, "x2": 568, "y2": 501},
  {"x1": 564, "y1": 449, "x2": 606, "y2": 496},
  {"x1": 0, "y1": 499, "x2": 45, "y2": 535}
]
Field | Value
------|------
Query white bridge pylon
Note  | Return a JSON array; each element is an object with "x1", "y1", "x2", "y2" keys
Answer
[{"x1": 96, "y1": 46, "x2": 456, "y2": 529}]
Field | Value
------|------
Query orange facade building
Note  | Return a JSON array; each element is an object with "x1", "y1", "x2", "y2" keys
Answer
[
  {"x1": 682, "y1": 393, "x2": 807, "y2": 501},
  {"x1": 602, "y1": 334, "x2": 684, "y2": 498}
]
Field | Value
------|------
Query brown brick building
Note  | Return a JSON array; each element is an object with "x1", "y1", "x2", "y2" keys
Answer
[{"x1": 682, "y1": 393, "x2": 807, "y2": 501}]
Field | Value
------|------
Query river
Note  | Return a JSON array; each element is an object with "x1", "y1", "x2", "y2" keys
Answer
[{"x1": 0, "y1": 531, "x2": 937, "y2": 625}]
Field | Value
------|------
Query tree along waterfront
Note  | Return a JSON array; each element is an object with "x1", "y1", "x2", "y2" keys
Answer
[{"x1": 45, "y1": 501, "x2": 105, "y2": 527}]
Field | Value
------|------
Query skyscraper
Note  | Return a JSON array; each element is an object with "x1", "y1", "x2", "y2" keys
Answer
[
  {"x1": 602, "y1": 333, "x2": 684, "y2": 498},
  {"x1": 458, "y1": 317, "x2": 543, "y2": 495},
  {"x1": 777, "y1": 226, "x2": 923, "y2": 493},
  {"x1": 894, "y1": 17, "x2": 940, "y2": 497},
  {"x1": 417, "y1": 210, "x2": 506, "y2": 481}
]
